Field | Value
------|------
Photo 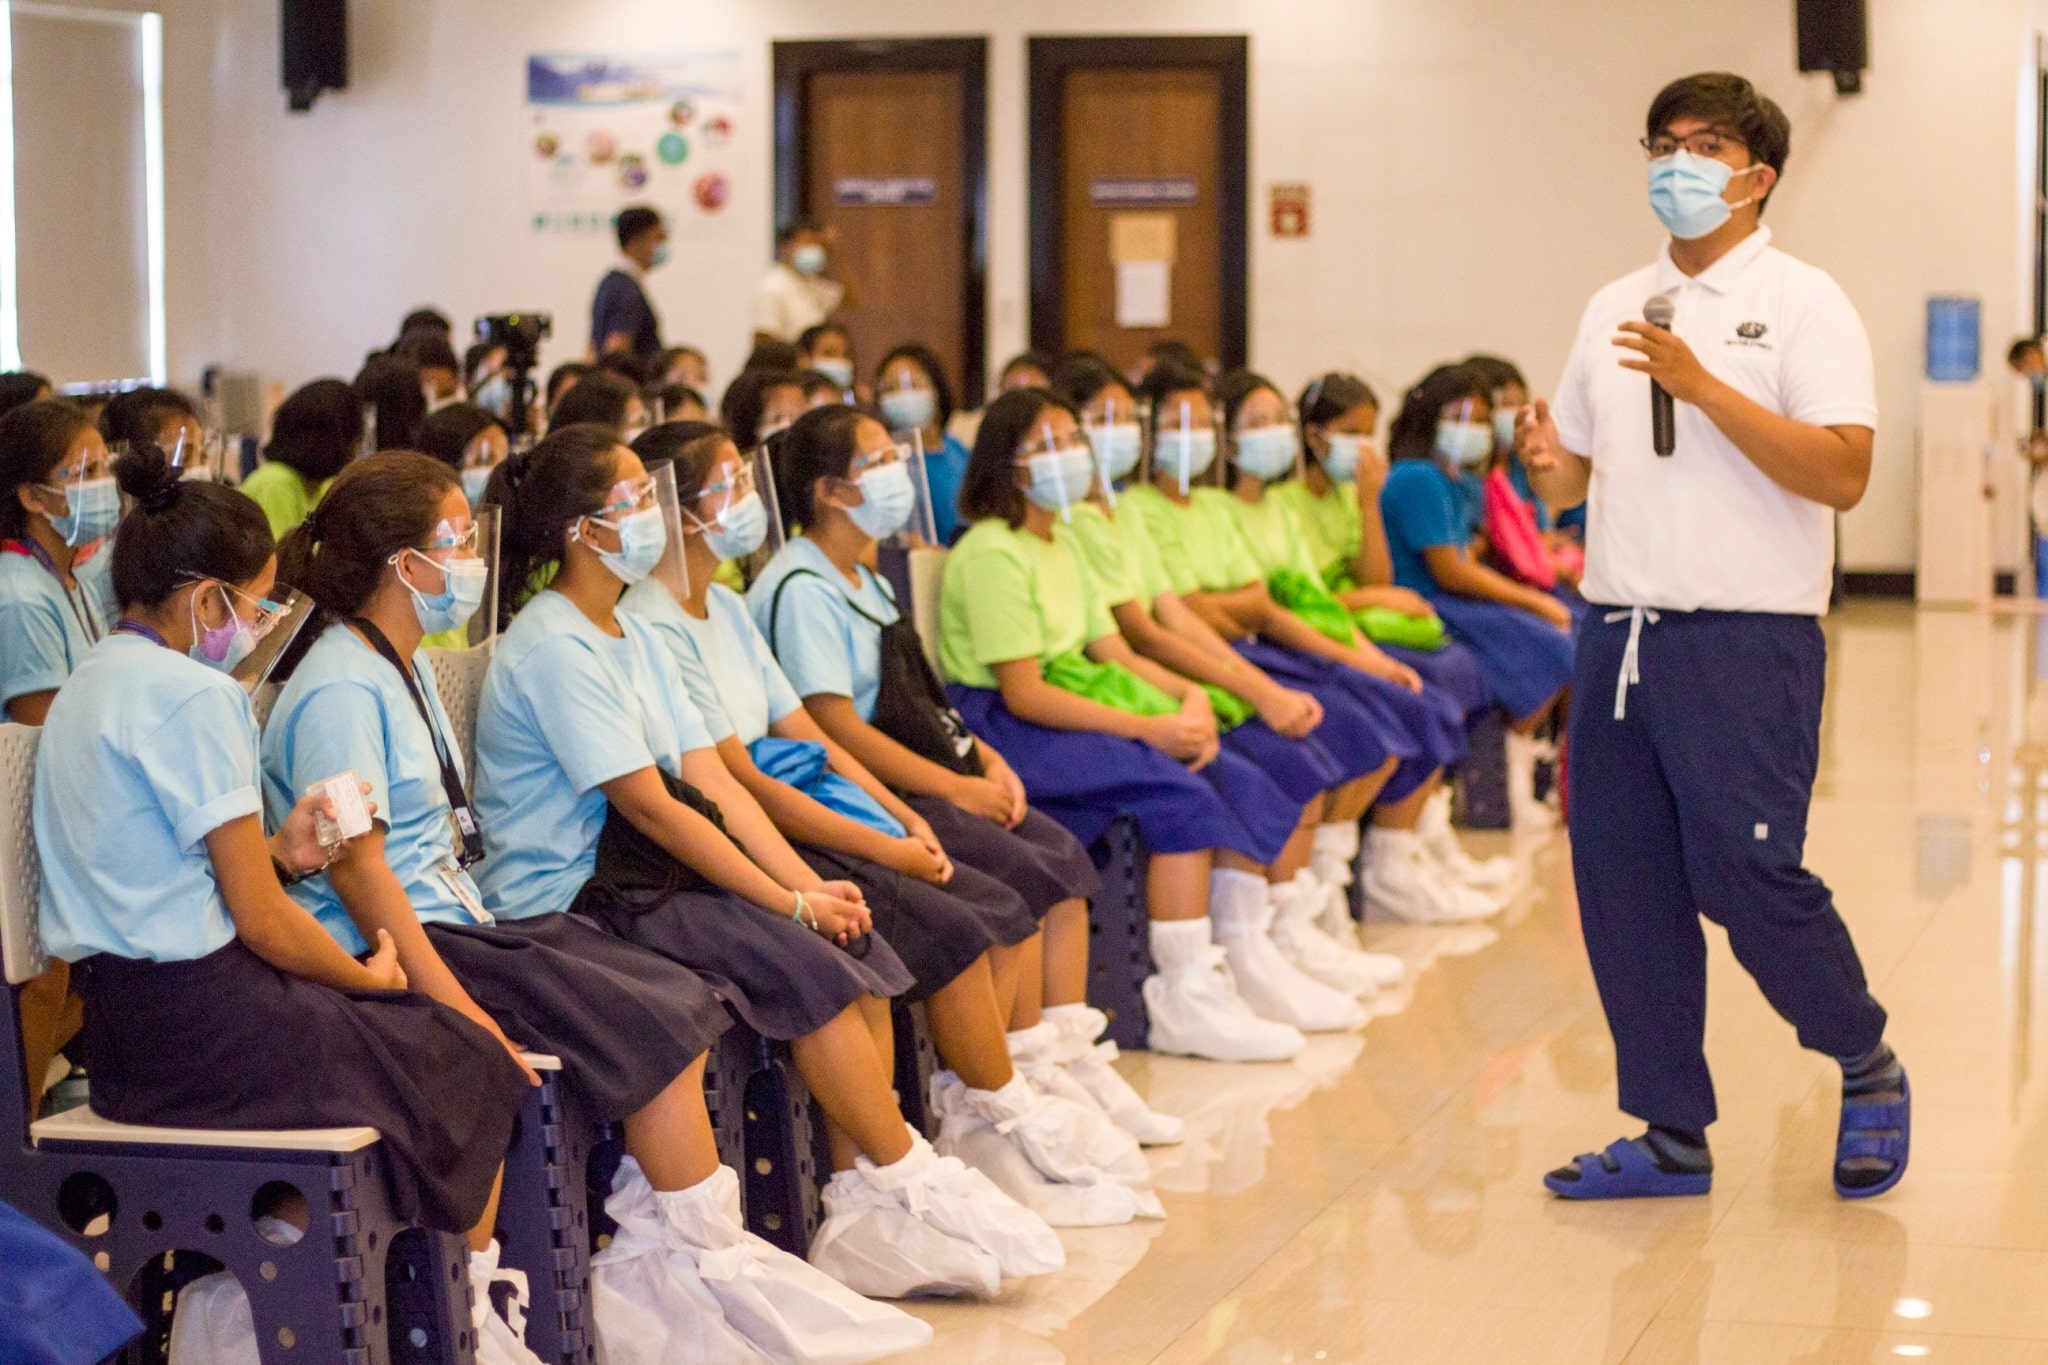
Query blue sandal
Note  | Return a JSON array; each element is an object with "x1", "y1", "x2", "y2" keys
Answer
[
  {"x1": 1835, "y1": 1069, "x2": 1910, "y2": 1199},
  {"x1": 1543, "y1": 1138, "x2": 1712, "y2": 1200}
]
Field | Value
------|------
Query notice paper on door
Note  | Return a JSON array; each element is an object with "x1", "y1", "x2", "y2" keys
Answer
[{"x1": 1115, "y1": 261, "x2": 1172, "y2": 329}]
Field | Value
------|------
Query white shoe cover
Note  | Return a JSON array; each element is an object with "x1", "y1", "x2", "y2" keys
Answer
[
  {"x1": 1362, "y1": 828, "x2": 1496, "y2": 924},
  {"x1": 1265, "y1": 870, "x2": 1382, "y2": 999},
  {"x1": 1309, "y1": 823, "x2": 1365, "y2": 947},
  {"x1": 933, "y1": 1072, "x2": 1161, "y2": 1216},
  {"x1": 1505, "y1": 730, "x2": 1559, "y2": 830},
  {"x1": 1142, "y1": 918, "x2": 1306, "y2": 1062},
  {"x1": 1420, "y1": 789, "x2": 1518, "y2": 901},
  {"x1": 1041, "y1": 1003, "x2": 1185, "y2": 1146},
  {"x1": 809, "y1": 1128, "x2": 1063, "y2": 1298},
  {"x1": 593, "y1": 1158, "x2": 930, "y2": 1365},
  {"x1": 470, "y1": 1241, "x2": 547, "y2": 1365},
  {"x1": 1208, "y1": 870, "x2": 1366, "y2": 1033},
  {"x1": 167, "y1": 1272, "x2": 259, "y2": 1365}
]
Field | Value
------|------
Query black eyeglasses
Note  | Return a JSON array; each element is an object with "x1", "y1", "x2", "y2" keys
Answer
[{"x1": 1641, "y1": 129, "x2": 1747, "y2": 161}]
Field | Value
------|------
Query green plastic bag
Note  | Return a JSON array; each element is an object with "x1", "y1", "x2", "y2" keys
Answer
[
  {"x1": 1355, "y1": 606, "x2": 1447, "y2": 651},
  {"x1": 1267, "y1": 569, "x2": 1359, "y2": 647},
  {"x1": 1041, "y1": 653, "x2": 1249, "y2": 734}
]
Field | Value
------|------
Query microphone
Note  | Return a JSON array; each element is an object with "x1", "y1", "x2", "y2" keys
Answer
[{"x1": 1644, "y1": 294, "x2": 1676, "y2": 457}]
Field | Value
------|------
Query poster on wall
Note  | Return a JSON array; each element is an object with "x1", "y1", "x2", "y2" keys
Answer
[{"x1": 525, "y1": 51, "x2": 742, "y2": 238}]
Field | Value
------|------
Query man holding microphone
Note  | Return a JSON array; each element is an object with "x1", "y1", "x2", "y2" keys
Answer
[{"x1": 1518, "y1": 72, "x2": 1907, "y2": 1200}]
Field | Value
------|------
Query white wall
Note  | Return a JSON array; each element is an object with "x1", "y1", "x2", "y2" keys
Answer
[{"x1": 28, "y1": 0, "x2": 2048, "y2": 571}]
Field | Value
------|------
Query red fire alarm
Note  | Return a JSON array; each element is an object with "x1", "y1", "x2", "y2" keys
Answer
[{"x1": 1270, "y1": 183, "x2": 1310, "y2": 238}]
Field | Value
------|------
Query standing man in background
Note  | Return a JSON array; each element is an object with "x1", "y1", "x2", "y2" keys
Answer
[
  {"x1": 1517, "y1": 72, "x2": 1908, "y2": 1203},
  {"x1": 2005, "y1": 337, "x2": 2048, "y2": 596},
  {"x1": 752, "y1": 219, "x2": 851, "y2": 346},
  {"x1": 591, "y1": 205, "x2": 668, "y2": 363}
]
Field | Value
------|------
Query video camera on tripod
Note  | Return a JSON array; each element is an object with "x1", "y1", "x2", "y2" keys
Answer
[{"x1": 474, "y1": 312, "x2": 553, "y2": 441}]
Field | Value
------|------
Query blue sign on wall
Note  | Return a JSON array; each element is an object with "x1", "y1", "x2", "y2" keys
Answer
[{"x1": 834, "y1": 176, "x2": 939, "y2": 206}]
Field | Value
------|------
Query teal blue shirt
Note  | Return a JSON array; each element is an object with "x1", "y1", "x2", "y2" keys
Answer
[
  {"x1": 34, "y1": 634, "x2": 259, "y2": 962},
  {"x1": 261, "y1": 624, "x2": 486, "y2": 955},
  {"x1": 0, "y1": 545, "x2": 111, "y2": 709}
]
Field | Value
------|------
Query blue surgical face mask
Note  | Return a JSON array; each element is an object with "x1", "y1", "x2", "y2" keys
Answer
[
  {"x1": 696, "y1": 489, "x2": 769, "y2": 561},
  {"x1": 1155, "y1": 428, "x2": 1217, "y2": 487},
  {"x1": 811, "y1": 357, "x2": 854, "y2": 389},
  {"x1": 1087, "y1": 422, "x2": 1144, "y2": 484},
  {"x1": 1233, "y1": 425, "x2": 1298, "y2": 481},
  {"x1": 473, "y1": 374, "x2": 513, "y2": 418},
  {"x1": 460, "y1": 466, "x2": 493, "y2": 506},
  {"x1": 1647, "y1": 149, "x2": 1756, "y2": 241},
  {"x1": 39, "y1": 475, "x2": 121, "y2": 547},
  {"x1": 1320, "y1": 434, "x2": 1368, "y2": 483},
  {"x1": 1020, "y1": 448, "x2": 1095, "y2": 521},
  {"x1": 1435, "y1": 419, "x2": 1495, "y2": 469},
  {"x1": 397, "y1": 550, "x2": 489, "y2": 636},
  {"x1": 1493, "y1": 409, "x2": 1519, "y2": 451},
  {"x1": 581, "y1": 505, "x2": 668, "y2": 585},
  {"x1": 879, "y1": 387, "x2": 936, "y2": 433},
  {"x1": 791, "y1": 243, "x2": 828, "y2": 276},
  {"x1": 651, "y1": 243, "x2": 671, "y2": 268},
  {"x1": 845, "y1": 461, "x2": 916, "y2": 541}
]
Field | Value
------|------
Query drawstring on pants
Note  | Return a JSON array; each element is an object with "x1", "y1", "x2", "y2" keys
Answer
[{"x1": 1604, "y1": 606, "x2": 1661, "y2": 720}]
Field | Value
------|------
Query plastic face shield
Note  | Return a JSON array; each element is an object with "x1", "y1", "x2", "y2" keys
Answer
[
  {"x1": 752, "y1": 442, "x2": 788, "y2": 557},
  {"x1": 231, "y1": 590, "x2": 314, "y2": 692},
  {"x1": 646, "y1": 461, "x2": 690, "y2": 605},
  {"x1": 895, "y1": 430, "x2": 938, "y2": 548},
  {"x1": 446, "y1": 507, "x2": 502, "y2": 650},
  {"x1": 1020, "y1": 421, "x2": 1090, "y2": 524}
]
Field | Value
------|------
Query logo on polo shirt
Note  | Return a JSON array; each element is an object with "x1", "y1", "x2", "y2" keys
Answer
[{"x1": 1727, "y1": 320, "x2": 1773, "y2": 350}]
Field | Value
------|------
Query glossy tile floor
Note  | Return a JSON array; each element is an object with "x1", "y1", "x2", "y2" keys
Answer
[{"x1": 893, "y1": 602, "x2": 2048, "y2": 1364}]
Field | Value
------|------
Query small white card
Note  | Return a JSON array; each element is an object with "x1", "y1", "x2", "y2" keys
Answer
[
  {"x1": 439, "y1": 864, "x2": 491, "y2": 924},
  {"x1": 310, "y1": 770, "x2": 372, "y2": 846}
]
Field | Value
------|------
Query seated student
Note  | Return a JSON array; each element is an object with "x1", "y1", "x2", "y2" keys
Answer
[
  {"x1": 470, "y1": 423, "x2": 1066, "y2": 1296},
  {"x1": 31, "y1": 444, "x2": 543, "y2": 1359},
  {"x1": 241, "y1": 378, "x2": 362, "y2": 540},
  {"x1": 1216, "y1": 370, "x2": 1514, "y2": 908},
  {"x1": 263, "y1": 453, "x2": 929, "y2": 1359},
  {"x1": 722, "y1": 368, "x2": 810, "y2": 452},
  {"x1": 0, "y1": 399, "x2": 117, "y2": 1119},
  {"x1": 1283, "y1": 372, "x2": 1510, "y2": 898},
  {"x1": 100, "y1": 387, "x2": 206, "y2": 470},
  {"x1": 0, "y1": 370, "x2": 53, "y2": 419},
  {"x1": 545, "y1": 361, "x2": 594, "y2": 417},
  {"x1": 875, "y1": 343, "x2": 970, "y2": 544},
  {"x1": 655, "y1": 343, "x2": 711, "y2": 394},
  {"x1": 594, "y1": 350, "x2": 651, "y2": 388},
  {"x1": 396, "y1": 330, "x2": 463, "y2": 412},
  {"x1": 1044, "y1": 357, "x2": 1408, "y2": 1000},
  {"x1": 1381, "y1": 363, "x2": 1575, "y2": 827},
  {"x1": 1121, "y1": 366, "x2": 1497, "y2": 926},
  {"x1": 996, "y1": 352, "x2": 1055, "y2": 395},
  {"x1": 417, "y1": 402, "x2": 511, "y2": 507},
  {"x1": 743, "y1": 338, "x2": 801, "y2": 376},
  {"x1": 750, "y1": 403, "x2": 1184, "y2": 1145},
  {"x1": 354, "y1": 353, "x2": 429, "y2": 454},
  {"x1": 793, "y1": 369, "x2": 849, "y2": 411},
  {"x1": 644, "y1": 381, "x2": 708, "y2": 426},
  {"x1": 617, "y1": 422, "x2": 1159, "y2": 1221},
  {"x1": 796, "y1": 322, "x2": 865, "y2": 403},
  {"x1": 549, "y1": 370, "x2": 648, "y2": 439},
  {"x1": 1464, "y1": 352, "x2": 1586, "y2": 591},
  {"x1": 937, "y1": 388, "x2": 1354, "y2": 1061}
]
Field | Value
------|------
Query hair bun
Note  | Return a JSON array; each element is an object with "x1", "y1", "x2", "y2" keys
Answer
[{"x1": 113, "y1": 441, "x2": 180, "y2": 512}]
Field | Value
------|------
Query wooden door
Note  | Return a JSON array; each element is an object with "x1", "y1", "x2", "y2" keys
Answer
[
  {"x1": 1029, "y1": 37, "x2": 1248, "y2": 375},
  {"x1": 776, "y1": 40, "x2": 987, "y2": 404}
]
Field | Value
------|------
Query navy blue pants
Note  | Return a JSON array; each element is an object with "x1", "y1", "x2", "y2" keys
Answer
[{"x1": 1568, "y1": 607, "x2": 1887, "y2": 1133}]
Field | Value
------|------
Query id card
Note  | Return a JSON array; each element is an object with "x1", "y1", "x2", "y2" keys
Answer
[
  {"x1": 439, "y1": 863, "x2": 490, "y2": 924},
  {"x1": 310, "y1": 770, "x2": 373, "y2": 846}
]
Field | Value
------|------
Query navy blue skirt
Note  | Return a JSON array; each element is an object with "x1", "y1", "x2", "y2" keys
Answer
[
  {"x1": 950, "y1": 684, "x2": 1301, "y2": 865},
  {"x1": 905, "y1": 796, "x2": 1103, "y2": 919},
  {"x1": 1385, "y1": 639, "x2": 1488, "y2": 724},
  {"x1": 1230, "y1": 640, "x2": 1405, "y2": 787},
  {"x1": 1218, "y1": 716, "x2": 1346, "y2": 807},
  {"x1": 1427, "y1": 593, "x2": 1575, "y2": 722}
]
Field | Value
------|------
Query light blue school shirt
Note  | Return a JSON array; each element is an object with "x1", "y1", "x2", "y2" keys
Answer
[
  {"x1": 0, "y1": 546, "x2": 110, "y2": 709},
  {"x1": 261, "y1": 624, "x2": 485, "y2": 956},
  {"x1": 747, "y1": 537, "x2": 898, "y2": 723},
  {"x1": 34, "y1": 634, "x2": 260, "y2": 963},
  {"x1": 1380, "y1": 460, "x2": 1465, "y2": 598},
  {"x1": 471, "y1": 589, "x2": 717, "y2": 922},
  {"x1": 621, "y1": 579, "x2": 801, "y2": 747}
]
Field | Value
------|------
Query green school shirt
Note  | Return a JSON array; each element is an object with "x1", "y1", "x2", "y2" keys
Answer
[
  {"x1": 1224, "y1": 488, "x2": 1322, "y2": 581},
  {"x1": 1183, "y1": 488, "x2": 1266, "y2": 591},
  {"x1": 1057, "y1": 503, "x2": 1138, "y2": 610},
  {"x1": 1273, "y1": 478, "x2": 1361, "y2": 585},
  {"x1": 938, "y1": 517, "x2": 1116, "y2": 690},
  {"x1": 239, "y1": 463, "x2": 329, "y2": 541},
  {"x1": 1119, "y1": 483, "x2": 1203, "y2": 597}
]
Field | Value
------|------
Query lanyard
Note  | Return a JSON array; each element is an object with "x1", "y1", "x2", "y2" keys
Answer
[
  {"x1": 3, "y1": 539, "x2": 104, "y2": 644},
  {"x1": 351, "y1": 618, "x2": 486, "y2": 868},
  {"x1": 114, "y1": 618, "x2": 168, "y2": 647}
]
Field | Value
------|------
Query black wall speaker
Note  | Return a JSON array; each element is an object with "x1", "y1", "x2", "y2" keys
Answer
[
  {"x1": 1796, "y1": 0, "x2": 1867, "y2": 95},
  {"x1": 282, "y1": 0, "x2": 347, "y2": 112}
]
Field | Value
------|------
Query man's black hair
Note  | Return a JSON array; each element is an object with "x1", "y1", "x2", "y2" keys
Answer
[
  {"x1": 1646, "y1": 73, "x2": 1790, "y2": 215},
  {"x1": 616, "y1": 205, "x2": 663, "y2": 252}
]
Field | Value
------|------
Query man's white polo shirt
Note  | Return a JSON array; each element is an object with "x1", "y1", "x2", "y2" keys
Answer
[{"x1": 1552, "y1": 226, "x2": 1877, "y2": 616}]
